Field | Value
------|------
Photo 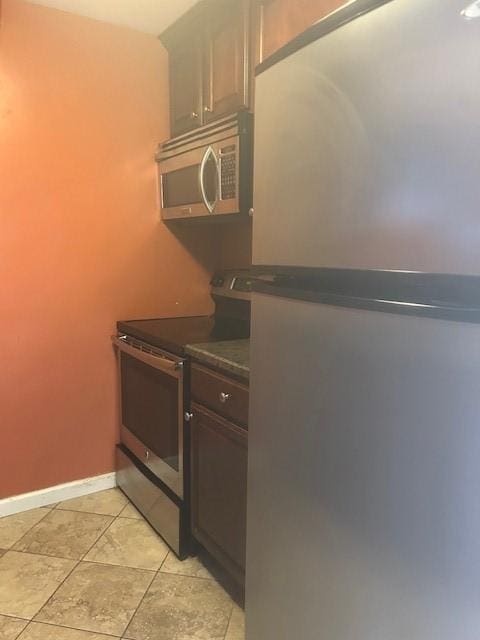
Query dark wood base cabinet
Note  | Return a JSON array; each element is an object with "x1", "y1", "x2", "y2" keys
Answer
[{"x1": 190, "y1": 402, "x2": 248, "y2": 586}]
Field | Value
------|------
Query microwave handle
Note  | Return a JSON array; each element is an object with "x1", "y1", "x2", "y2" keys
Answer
[{"x1": 199, "y1": 146, "x2": 219, "y2": 214}]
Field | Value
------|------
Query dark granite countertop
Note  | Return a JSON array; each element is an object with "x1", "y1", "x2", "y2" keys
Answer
[{"x1": 185, "y1": 339, "x2": 250, "y2": 381}]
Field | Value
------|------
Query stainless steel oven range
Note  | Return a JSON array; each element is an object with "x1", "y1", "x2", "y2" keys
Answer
[{"x1": 112, "y1": 271, "x2": 252, "y2": 558}]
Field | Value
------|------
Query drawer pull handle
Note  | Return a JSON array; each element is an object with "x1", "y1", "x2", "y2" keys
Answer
[{"x1": 219, "y1": 392, "x2": 231, "y2": 404}]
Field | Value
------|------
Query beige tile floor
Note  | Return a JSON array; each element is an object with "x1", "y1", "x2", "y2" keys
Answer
[{"x1": 0, "y1": 489, "x2": 245, "y2": 640}]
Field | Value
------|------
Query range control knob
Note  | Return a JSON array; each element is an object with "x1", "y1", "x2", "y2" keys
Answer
[{"x1": 210, "y1": 274, "x2": 225, "y2": 287}]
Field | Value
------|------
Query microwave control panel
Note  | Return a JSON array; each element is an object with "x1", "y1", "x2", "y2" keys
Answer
[{"x1": 220, "y1": 144, "x2": 237, "y2": 201}]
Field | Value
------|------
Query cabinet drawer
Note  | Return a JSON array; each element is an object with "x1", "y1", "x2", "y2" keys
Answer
[{"x1": 190, "y1": 364, "x2": 249, "y2": 427}]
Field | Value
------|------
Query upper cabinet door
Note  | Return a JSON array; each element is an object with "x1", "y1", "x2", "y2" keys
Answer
[
  {"x1": 168, "y1": 37, "x2": 203, "y2": 137},
  {"x1": 254, "y1": 0, "x2": 347, "y2": 64},
  {"x1": 203, "y1": 0, "x2": 251, "y2": 124},
  {"x1": 161, "y1": 0, "x2": 252, "y2": 139}
]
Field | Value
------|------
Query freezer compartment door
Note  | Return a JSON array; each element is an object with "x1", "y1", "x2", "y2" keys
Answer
[
  {"x1": 246, "y1": 292, "x2": 480, "y2": 640},
  {"x1": 252, "y1": 0, "x2": 480, "y2": 273}
]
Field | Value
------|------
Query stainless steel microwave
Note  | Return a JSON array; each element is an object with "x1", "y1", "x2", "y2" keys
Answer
[{"x1": 156, "y1": 112, "x2": 253, "y2": 221}]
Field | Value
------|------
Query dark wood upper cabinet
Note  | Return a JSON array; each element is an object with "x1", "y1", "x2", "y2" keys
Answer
[
  {"x1": 160, "y1": 0, "x2": 252, "y2": 138},
  {"x1": 168, "y1": 37, "x2": 203, "y2": 137},
  {"x1": 203, "y1": 0, "x2": 251, "y2": 123},
  {"x1": 254, "y1": 0, "x2": 348, "y2": 64},
  {"x1": 161, "y1": 0, "x2": 343, "y2": 137}
]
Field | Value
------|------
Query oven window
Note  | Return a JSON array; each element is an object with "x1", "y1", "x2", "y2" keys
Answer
[
  {"x1": 162, "y1": 164, "x2": 201, "y2": 208},
  {"x1": 121, "y1": 353, "x2": 179, "y2": 472}
]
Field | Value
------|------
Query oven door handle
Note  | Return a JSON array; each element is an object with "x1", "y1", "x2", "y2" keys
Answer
[{"x1": 111, "y1": 336, "x2": 183, "y2": 378}]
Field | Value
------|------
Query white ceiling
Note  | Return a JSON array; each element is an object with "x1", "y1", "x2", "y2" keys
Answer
[{"x1": 27, "y1": 0, "x2": 199, "y2": 35}]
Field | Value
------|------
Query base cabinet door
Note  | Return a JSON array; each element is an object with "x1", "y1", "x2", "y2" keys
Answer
[{"x1": 190, "y1": 402, "x2": 248, "y2": 584}]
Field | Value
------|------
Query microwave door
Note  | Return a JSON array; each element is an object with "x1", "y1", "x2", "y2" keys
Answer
[{"x1": 159, "y1": 146, "x2": 209, "y2": 220}]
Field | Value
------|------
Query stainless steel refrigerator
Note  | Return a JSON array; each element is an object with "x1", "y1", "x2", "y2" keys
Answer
[{"x1": 246, "y1": 1, "x2": 480, "y2": 639}]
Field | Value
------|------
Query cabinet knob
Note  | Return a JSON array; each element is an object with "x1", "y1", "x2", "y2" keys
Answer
[
  {"x1": 144, "y1": 449, "x2": 150, "y2": 461},
  {"x1": 219, "y1": 392, "x2": 231, "y2": 404},
  {"x1": 249, "y1": 207, "x2": 254, "y2": 217},
  {"x1": 204, "y1": 106, "x2": 212, "y2": 113},
  {"x1": 184, "y1": 412, "x2": 194, "y2": 422},
  {"x1": 190, "y1": 111, "x2": 199, "y2": 119}
]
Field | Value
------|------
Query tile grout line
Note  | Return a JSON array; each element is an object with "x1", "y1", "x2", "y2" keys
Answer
[
  {"x1": 111, "y1": 497, "x2": 171, "y2": 637},
  {"x1": 1, "y1": 494, "x2": 126, "y2": 636},
  {"x1": 7, "y1": 504, "x2": 169, "y2": 567},
  {"x1": 3, "y1": 618, "x2": 28, "y2": 640},
  {"x1": 86, "y1": 496, "x2": 224, "y2": 581},
  {"x1": 107, "y1": 502, "x2": 180, "y2": 637},
  {"x1": 28, "y1": 557, "x2": 82, "y2": 624},
  {"x1": 18, "y1": 619, "x2": 122, "y2": 639},
  {"x1": 26, "y1": 505, "x2": 127, "y2": 628},
  {"x1": 151, "y1": 556, "x2": 236, "y2": 640},
  {"x1": 2, "y1": 549, "x2": 83, "y2": 563},
  {"x1": 77, "y1": 511, "x2": 120, "y2": 562},
  {"x1": 80, "y1": 507, "x2": 122, "y2": 561},
  {"x1": 157, "y1": 547, "x2": 170, "y2": 572},
  {"x1": 7, "y1": 512, "x2": 117, "y2": 563},
  {"x1": 3, "y1": 495, "x2": 242, "y2": 639},
  {"x1": 3, "y1": 506, "x2": 54, "y2": 552},
  {"x1": 29, "y1": 504, "x2": 154, "y2": 638},
  {"x1": 157, "y1": 567, "x2": 218, "y2": 581},
  {"x1": 52, "y1": 487, "x2": 129, "y2": 519},
  {"x1": 223, "y1": 601, "x2": 236, "y2": 640},
  {"x1": 0, "y1": 612, "x2": 30, "y2": 622},
  {"x1": 54, "y1": 507, "x2": 128, "y2": 518},
  {"x1": 17, "y1": 619, "x2": 121, "y2": 640},
  {"x1": 117, "y1": 563, "x2": 157, "y2": 639},
  {"x1": 78, "y1": 504, "x2": 161, "y2": 568}
]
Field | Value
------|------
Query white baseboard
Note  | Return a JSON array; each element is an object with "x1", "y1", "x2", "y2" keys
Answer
[{"x1": 0, "y1": 472, "x2": 117, "y2": 517}]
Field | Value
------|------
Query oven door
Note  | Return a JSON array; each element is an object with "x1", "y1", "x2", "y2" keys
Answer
[
  {"x1": 159, "y1": 144, "x2": 220, "y2": 220},
  {"x1": 112, "y1": 335, "x2": 185, "y2": 499}
]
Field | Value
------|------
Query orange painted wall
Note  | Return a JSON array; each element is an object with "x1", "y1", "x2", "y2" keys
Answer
[{"x1": 0, "y1": 0, "x2": 217, "y2": 499}]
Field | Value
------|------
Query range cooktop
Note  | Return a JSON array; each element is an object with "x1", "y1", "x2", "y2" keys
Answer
[
  {"x1": 116, "y1": 315, "x2": 248, "y2": 356},
  {"x1": 116, "y1": 271, "x2": 253, "y2": 356}
]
